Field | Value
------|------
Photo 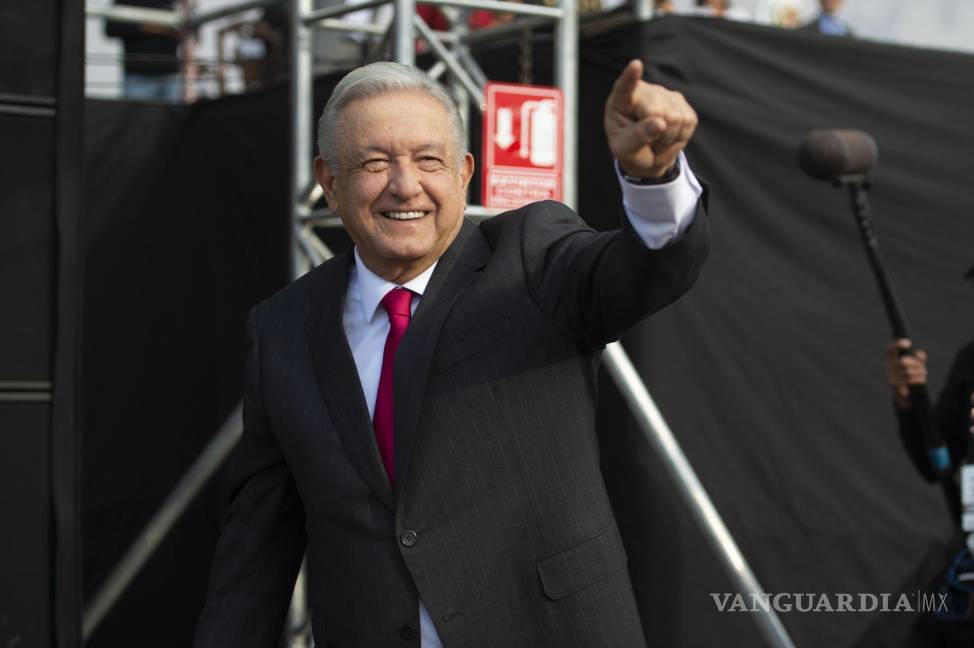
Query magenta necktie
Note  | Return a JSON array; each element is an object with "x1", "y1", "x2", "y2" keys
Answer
[{"x1": 373, "y1": 287, "x2": 413, "y2": 482}]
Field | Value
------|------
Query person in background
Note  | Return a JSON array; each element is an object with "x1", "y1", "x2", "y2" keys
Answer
[
  {"x1": 654, "y1": 0, "x2": 675, "y2": 15},
  {"x1": 234, "y1": 6, "x2": 288, "y2": 90},
  {"x1": 105, "y1": 0, "x2": 182, "y2": 102},
  {"x1": 887, "y1": 271, "x2": 974, "y2": 478},
  {"x1": 686, "y1": 0, "x2": 750, "y2": 21},
  {"x1": 887, "y1": 274, "x2": 974, "y2": 641},
  {"x1": 769, "y1": 0, "x2": 802, "y2": 28},
  {"x1": 801, "y1": 0, "x2": 854, "y2": 37}
]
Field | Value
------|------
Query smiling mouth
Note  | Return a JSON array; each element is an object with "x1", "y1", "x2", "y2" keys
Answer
[{"x1": 381, "y1": 210, "x2": 428, "y2": 221}]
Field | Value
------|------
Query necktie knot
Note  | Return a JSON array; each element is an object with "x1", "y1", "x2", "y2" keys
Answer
[{"x1": 381, "y1": 287, "x2": 413, "y2": 320}]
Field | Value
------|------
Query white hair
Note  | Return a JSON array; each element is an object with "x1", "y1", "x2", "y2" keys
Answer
[{"x1": 317, "y1": 62, "x2": 467, "y2": 170}]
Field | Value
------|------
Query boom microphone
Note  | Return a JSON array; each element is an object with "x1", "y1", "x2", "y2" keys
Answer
[
  {"x1": 798, "y1": 129, "x2": 878, "y2": 180},
  {"x1": 797, "y1": 128, "x2": 959, "y2": 521}
]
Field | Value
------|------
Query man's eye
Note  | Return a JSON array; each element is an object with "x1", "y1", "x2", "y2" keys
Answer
[
  {"x1": 418, "y1": 157, "x2": 445, "y2": 170},
  {"x1": 362, "y1": 159, "x2": 390, "y2": 172}
]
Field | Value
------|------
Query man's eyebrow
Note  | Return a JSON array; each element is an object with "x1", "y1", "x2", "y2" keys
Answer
[
  {"x1": 340, "y1": 148, "x2": 389, "y2": 167},
  {"x1": 413, "y1": 143, "x2": 448, "y2": 154},
  {"x1": 345, "y1": 144, "x2": 448, "y2": 160},
  {"x1": 353, "y1": 147, "x2": 391, "y2": 158}
]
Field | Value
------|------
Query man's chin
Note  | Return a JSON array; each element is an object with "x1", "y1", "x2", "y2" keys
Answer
[
  {"x1": 362, "y1": 244, "x2": 433, "y2": 276},
  {"x1": 375, "y1": 240, "x2": 433, "y2": 262}
]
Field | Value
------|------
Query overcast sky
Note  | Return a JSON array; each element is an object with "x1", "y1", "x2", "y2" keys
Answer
[{"x1": 85, "y1": 0, "x2": 974, "y2": 98}]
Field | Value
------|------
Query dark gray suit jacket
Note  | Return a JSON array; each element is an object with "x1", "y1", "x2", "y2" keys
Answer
[{"x1": 195, "y1": 199, "x2": 710, "y2": 647}]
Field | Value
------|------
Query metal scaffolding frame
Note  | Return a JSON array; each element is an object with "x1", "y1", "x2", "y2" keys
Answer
[{"x1": 81, "y1": 1, "x2": 794, "y2": 646}]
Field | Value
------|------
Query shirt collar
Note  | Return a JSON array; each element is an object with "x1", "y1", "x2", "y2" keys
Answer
[{"x1": 353, "y1": 247, "x2": 438, "y2": 324}]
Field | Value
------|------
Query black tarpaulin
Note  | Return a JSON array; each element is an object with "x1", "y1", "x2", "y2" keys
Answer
[
  {"x1": 573, "y1": 17, "x2": 974, "y2": 647},
  {"x1": 82, "y1": 88, "x2": 291, "y2": 646}
]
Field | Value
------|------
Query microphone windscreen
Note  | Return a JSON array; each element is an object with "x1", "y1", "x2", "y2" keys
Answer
[{"x1": 798, "y1": 129, "x2": 878, "y2": 180}]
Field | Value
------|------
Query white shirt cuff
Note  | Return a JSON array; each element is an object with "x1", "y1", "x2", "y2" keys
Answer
[{"x1": 616, "y1": 151, "x2": 703, "y2": 250}]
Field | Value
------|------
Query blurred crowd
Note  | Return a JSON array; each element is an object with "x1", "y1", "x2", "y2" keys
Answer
[
  {"x1": 101, "y1": 0, "x2": 852, "y2": 102},
  {"x1": 655, "y1": 0, "x2": 852, "y2": 32}
]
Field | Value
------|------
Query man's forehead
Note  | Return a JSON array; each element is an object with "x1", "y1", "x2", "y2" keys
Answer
[
  {"x1": 335, "y1": 90, "x2": 458, "y2": 161},
  {"x1": 341, "y1": 89, "x2": 449, "y2": 119}
]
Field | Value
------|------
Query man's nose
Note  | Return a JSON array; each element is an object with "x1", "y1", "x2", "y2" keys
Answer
[{"x1": 388, "y1": 161, "x2": 423, "y2": 200}]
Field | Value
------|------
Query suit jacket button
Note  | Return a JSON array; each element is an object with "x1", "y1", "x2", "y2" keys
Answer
[
  {"x1": 400, "y1": 530, "x2": 418, "y2": 547},
  {"x1": 399, "y1": 624, "x2": 416, "y2": 640}
]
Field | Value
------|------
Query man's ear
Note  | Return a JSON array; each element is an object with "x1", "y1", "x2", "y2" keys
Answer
[
  {"x1": 314, "y1": 155, "x2": 340, "y2": 213},
  {"x1": 459, "y1": 152, "x2": 475, "y2": 192}
]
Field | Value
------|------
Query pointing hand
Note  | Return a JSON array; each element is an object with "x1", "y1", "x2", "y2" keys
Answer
[{"x1": 604, "y1": 59, "x2": 698, "y2": 179}]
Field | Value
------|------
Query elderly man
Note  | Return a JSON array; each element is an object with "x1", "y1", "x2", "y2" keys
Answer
[{"x1": 196, "y1": 60, "x2": 709, "y2": 647}]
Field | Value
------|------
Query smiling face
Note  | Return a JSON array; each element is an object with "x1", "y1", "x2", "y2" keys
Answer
[{"x1": 314, "y1": 90, "x2": 474, "y2": 284}]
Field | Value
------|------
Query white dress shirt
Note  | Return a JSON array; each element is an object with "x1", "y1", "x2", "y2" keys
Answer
[{"x1": 341, "y1": 152, "x2": 703, "y2": 647}]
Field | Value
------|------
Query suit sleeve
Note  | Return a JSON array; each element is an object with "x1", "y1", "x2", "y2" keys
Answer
[
  {"x1": 195, "y1": 305, "x2": 307, "y2": 647},
  {"x1": 520, "y1": 196, "x2": 710, "y2": 350}
]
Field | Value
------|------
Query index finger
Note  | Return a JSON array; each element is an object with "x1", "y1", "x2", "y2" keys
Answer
[{"x1": 609, "y1": 59, "x2": 644, "y2": 107}]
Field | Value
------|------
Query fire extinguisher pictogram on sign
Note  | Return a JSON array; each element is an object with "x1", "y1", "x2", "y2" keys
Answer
[
  {"x1": 482, "y1": 82, "x2": 563, "y2": 210},
  {"x1": 518, "y1": 99, "x2": 557, "y2": 167}
]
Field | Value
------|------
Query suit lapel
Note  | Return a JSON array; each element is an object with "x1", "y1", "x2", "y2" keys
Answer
[
  {"x1": 305, "y1": 250, "x2": 394, "y2": 509},
  {"x1": 393, "y1": 219, "x2": 491, "y2": 505}
]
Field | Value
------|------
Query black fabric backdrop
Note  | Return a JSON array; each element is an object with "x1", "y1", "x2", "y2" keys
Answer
[
  {"x1": 581, "y1": 17, "x2": 974, "y2": 647},
  {"x1": 82, "y1": 89, "x2": 291, "y2": 645},
  {"x1": 81, "y1": 16, "x2": 974, "y2": 647}
]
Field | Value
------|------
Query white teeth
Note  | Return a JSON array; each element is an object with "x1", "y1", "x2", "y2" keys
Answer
[{"x1": 383, "y1": 211, "x2": 426, "y2": 220}]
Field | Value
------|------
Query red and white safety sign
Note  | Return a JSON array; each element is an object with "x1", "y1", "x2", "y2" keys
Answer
[{"x1": 481, "y1": 82, "x2": 563, "y2": 210}]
